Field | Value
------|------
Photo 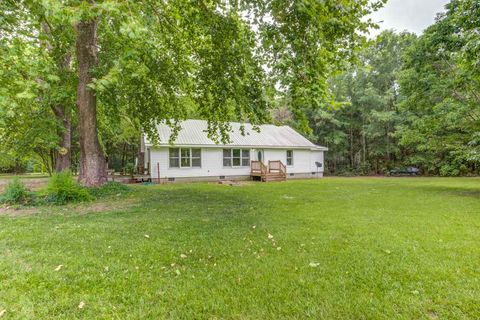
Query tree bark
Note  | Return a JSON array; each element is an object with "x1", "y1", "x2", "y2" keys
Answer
[
  {"x1": 52, "y1": 105, "x2": 72, "y2": 172},
  {"x1": 137, "y1": 134, "x2": 145, "y2": 174},
  {"x1": 349, "y1": 112, "x2": 354, "y2": 169},
  {"x1": 75, "y1": 18, "x2": 107, "y2": 186}
]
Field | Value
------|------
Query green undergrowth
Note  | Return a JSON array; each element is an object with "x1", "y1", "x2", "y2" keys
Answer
[
  {"x1": 0, "y1": 172, "x2": 131, "y2": 206},
  {"x1": 0, "y1": 178, "x2": 34, "y2": 205}
]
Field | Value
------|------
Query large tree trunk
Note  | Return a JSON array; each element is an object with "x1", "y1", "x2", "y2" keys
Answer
[
  {"x1": 75, "y1": 18, "x2": 107, "y2": 186},
  {"x1": 137, "y1": 134, "x2": 145, "y2": 174},
  {"x1": 52, "y1": 105, "x2": 72, "y2": 172}
]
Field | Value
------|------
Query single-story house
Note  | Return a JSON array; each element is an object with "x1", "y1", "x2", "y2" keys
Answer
[{"x1": 144, "y1": 119, "x2": 327, "y2": 182}]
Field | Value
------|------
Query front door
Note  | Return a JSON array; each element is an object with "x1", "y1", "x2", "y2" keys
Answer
[{"x1": 255, "y1": 149, "x2": 264, "y2": 162}]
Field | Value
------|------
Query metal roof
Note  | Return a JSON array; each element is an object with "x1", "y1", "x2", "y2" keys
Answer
[{"x1": 146, "y1": 120, "x2": 327, "y2": 150}]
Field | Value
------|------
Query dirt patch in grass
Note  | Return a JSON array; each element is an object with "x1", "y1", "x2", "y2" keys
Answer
[
  {"x1": 456, "y1": 191, "x2": 480, "y2": 198},
  {"x1": 0, "y1": 178, "x2": 48, "y2": 192},
  {"x1": 217, "y1": 180, "x2": 254, "y2": 187},
  {"x1": 70, "y1": 197, "x2": 139, "y2": 215},
  {"x1": 0, "y1": 197, "x2": 138, "y2": 217},
  {"x1": 0, "y1": 206, "x2": 39, "y2": 217}
]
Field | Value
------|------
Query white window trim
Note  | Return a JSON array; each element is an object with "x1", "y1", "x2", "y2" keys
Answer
[
  {"x1": 286, "y1": 150, "x2": 294, "y2": 167},
  {"x1": 169, "y1": 148, "x2": 202, "y2": 168},
  {"x1": 223, "y1": 148, "x2": 250, "y2": 168}
]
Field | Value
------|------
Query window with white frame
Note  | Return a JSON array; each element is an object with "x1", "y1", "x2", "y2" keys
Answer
[
  {"x1": 223, "y1": 149, "x2": 250, "y2": 167},
  {"x1": 286, "y1": 150, "x2": 293, "y2": 166},
  {"x1": 169, "y1": 148, "x2": 201, "y2": 168},
  {"x1": 191, "y1": 148, "x2": 201, "y2": 167}
]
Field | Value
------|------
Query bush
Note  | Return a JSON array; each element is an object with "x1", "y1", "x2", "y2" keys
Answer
[
  {"x1": 0, "y1": 178, "x2": 32, "y2": 205},
  {"x1": 123, "y1": 163, "x2": 136, "y2": 176},
  {"x1": 89, "y1": 181, "x2": 131, "y2": 198},
  {"x1": 45, "y1": 171, "x2": 92, "y2": 205}
]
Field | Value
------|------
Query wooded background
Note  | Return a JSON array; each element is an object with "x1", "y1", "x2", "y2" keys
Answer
[{"x1": 0, "y1": 0, "x2": 478, "y2": 182}]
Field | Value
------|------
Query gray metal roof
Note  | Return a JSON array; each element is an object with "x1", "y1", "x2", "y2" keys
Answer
[{"x1": 146, "y1": 120, "x2": 327, "y2": 150}]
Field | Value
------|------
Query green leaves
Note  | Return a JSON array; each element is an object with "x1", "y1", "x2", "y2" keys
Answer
[
  {"x1": 302, "y1": 30, "x2": 415, "y2": 174},
  {"x1": 1, "y1": 0, "x2": 385, "y2": 175},
  {"x1": 397, "y1": 0, "x2": 480, "y2": 175}
]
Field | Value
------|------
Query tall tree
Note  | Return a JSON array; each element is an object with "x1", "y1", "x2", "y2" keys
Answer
[
  {"x1": 398, "y1": 0, "x2": 480, "y2": 175},
  {"x1": 251, "y1": 0, "x2": 386, "y2": 133},
  {"x1": 0, "y1": 0, "x2": 75, "y2": 172},
  {"x1": 75, "y1": 15, "x2": 107, "y2": 185},
  {"x1": 1, "y1": 0, "x2": 383, "y2": 185},
  {"x1": 73, "y1": 0, "x2": 382, "y2": 185},
  {"x1": 295, "y1": 30, "x2": 415, "y2": 174}
]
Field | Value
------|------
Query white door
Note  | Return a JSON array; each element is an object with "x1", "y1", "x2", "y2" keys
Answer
[{"x1": 254, "y1": 149, "x2": 264, "y2": 162}]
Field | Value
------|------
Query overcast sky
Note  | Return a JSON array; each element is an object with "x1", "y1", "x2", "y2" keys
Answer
[{"x1": 367, "y1": 0, "x2": 450, "y2": 37}]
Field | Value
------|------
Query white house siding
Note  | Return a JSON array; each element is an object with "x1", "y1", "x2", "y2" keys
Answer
[
  {"x1": 263, "y1": 149, "x2": 323, "y2": 174},
  {"x1": 149, "y1": 147, "x2": 251, "y2": 181},
  {"x1": 149, "y1": 146, "x2": 324, "y2": 181}
]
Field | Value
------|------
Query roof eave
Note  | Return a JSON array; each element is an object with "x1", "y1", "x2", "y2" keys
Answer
[{"x1": 145, "y1": 142, "x2": 328, "y2": 151}]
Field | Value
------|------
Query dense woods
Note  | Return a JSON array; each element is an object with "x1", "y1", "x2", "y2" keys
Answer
[
  {"x1": 0, "y1": 0, "x2": 479, "y2": 181},
  {"x1": 278, "y1": 0, "x2": 480, "y2": 176}
]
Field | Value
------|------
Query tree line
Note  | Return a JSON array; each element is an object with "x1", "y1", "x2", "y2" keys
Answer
[{"x1": 277, "y1": 0, "x2": 479, "y2": 176}]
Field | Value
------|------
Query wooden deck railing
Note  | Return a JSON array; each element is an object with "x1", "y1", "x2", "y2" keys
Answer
[
  {"x1": 268, "y1": 160, "x2": 286, "y2": 177},
  {"x1": 251, "y1": 160, "x2": 267, "y2": 176},
  {"x1": 251, "y1": 160, "x2": 286, "y2": 181}
]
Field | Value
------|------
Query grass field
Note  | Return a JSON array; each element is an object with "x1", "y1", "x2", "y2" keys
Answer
[{"x1": 1, "y1": 177, "x2": 479, "y2": 319}]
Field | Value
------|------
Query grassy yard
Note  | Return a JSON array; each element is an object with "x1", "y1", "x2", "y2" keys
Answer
[{"x1": 1, "y1": 177, "x2": 479, "y2": 319}]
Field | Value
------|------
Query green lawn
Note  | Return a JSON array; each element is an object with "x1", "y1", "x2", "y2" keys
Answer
[{"x1": 1, "y1": 178, "x2": 480, "y2": 319}]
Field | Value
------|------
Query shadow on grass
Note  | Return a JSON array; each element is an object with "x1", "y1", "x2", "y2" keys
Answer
[
  {"x1": 406, "y1": 183, "x2": 480, "y2": 199},
  {"x1": 452, "y1": 190, "x2": 480, "y2": 198},
  {"x1": 135, "y1": 184, "x2": 269, "y2": 218}
]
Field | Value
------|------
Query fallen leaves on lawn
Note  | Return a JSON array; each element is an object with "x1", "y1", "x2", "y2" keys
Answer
[
  {"x1": 54, "y1": 265, "x2": 63, "y2": 271},
  {"x1": 180, "y1": 254, "x2": 187, "y2": 259},
  {"x1": 78, "y1": 301, "x2": 85, "y2": 309},
  {"x1": 144, "y1": 234, "x2": 150, "y2": 239},
  {"x1": 268, "y1": 233, "x2": 274, "y2": 239},
  {"x1": 309, "y1": 262, "x2": 320, "y2": 268},
  {"x1": 0, "y1": 309, "x2": 6, "y2": 317},
  {"x1": 384, "y1": 249, "x2": 391, "y2": 254}
]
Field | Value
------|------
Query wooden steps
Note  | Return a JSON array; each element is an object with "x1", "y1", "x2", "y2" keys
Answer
[
  {"x1": 263, "y1": 172, "x2": 286, "y2": 182},
  {"x1": 251, "y1": 160, "x2": 286, "y2": 182}
]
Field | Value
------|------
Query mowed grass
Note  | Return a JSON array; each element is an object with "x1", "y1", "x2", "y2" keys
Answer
[{"x1": 1, "y1": 177, "x2": 480, "y2": 319}]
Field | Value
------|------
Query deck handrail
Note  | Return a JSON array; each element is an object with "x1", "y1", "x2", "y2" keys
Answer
[
  {"x1": 268, "y1": 160, "x2": 286, "y2": 176},
  {"x1": 251, "y1": 160, "x2": 267, "y2": 176},
  {"x1": 252, "y1": 160, "x2": 286, "y2": 181}
]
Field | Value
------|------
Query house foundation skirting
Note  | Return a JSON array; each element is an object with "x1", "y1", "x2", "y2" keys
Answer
[{"x1": 151, "y1": 172, "x2": 324, "y2": 183}]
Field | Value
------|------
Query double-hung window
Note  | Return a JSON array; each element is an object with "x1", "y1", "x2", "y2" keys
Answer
[
  {"x1": 286, "y1": 150, "x2": 293, "y2": 166},
  {"x1": 223, "y1": 149, "x2": 250, "y2": 167},
  {"x1": 169, "y1": 148, "x2": 201, "y2": 168}
]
